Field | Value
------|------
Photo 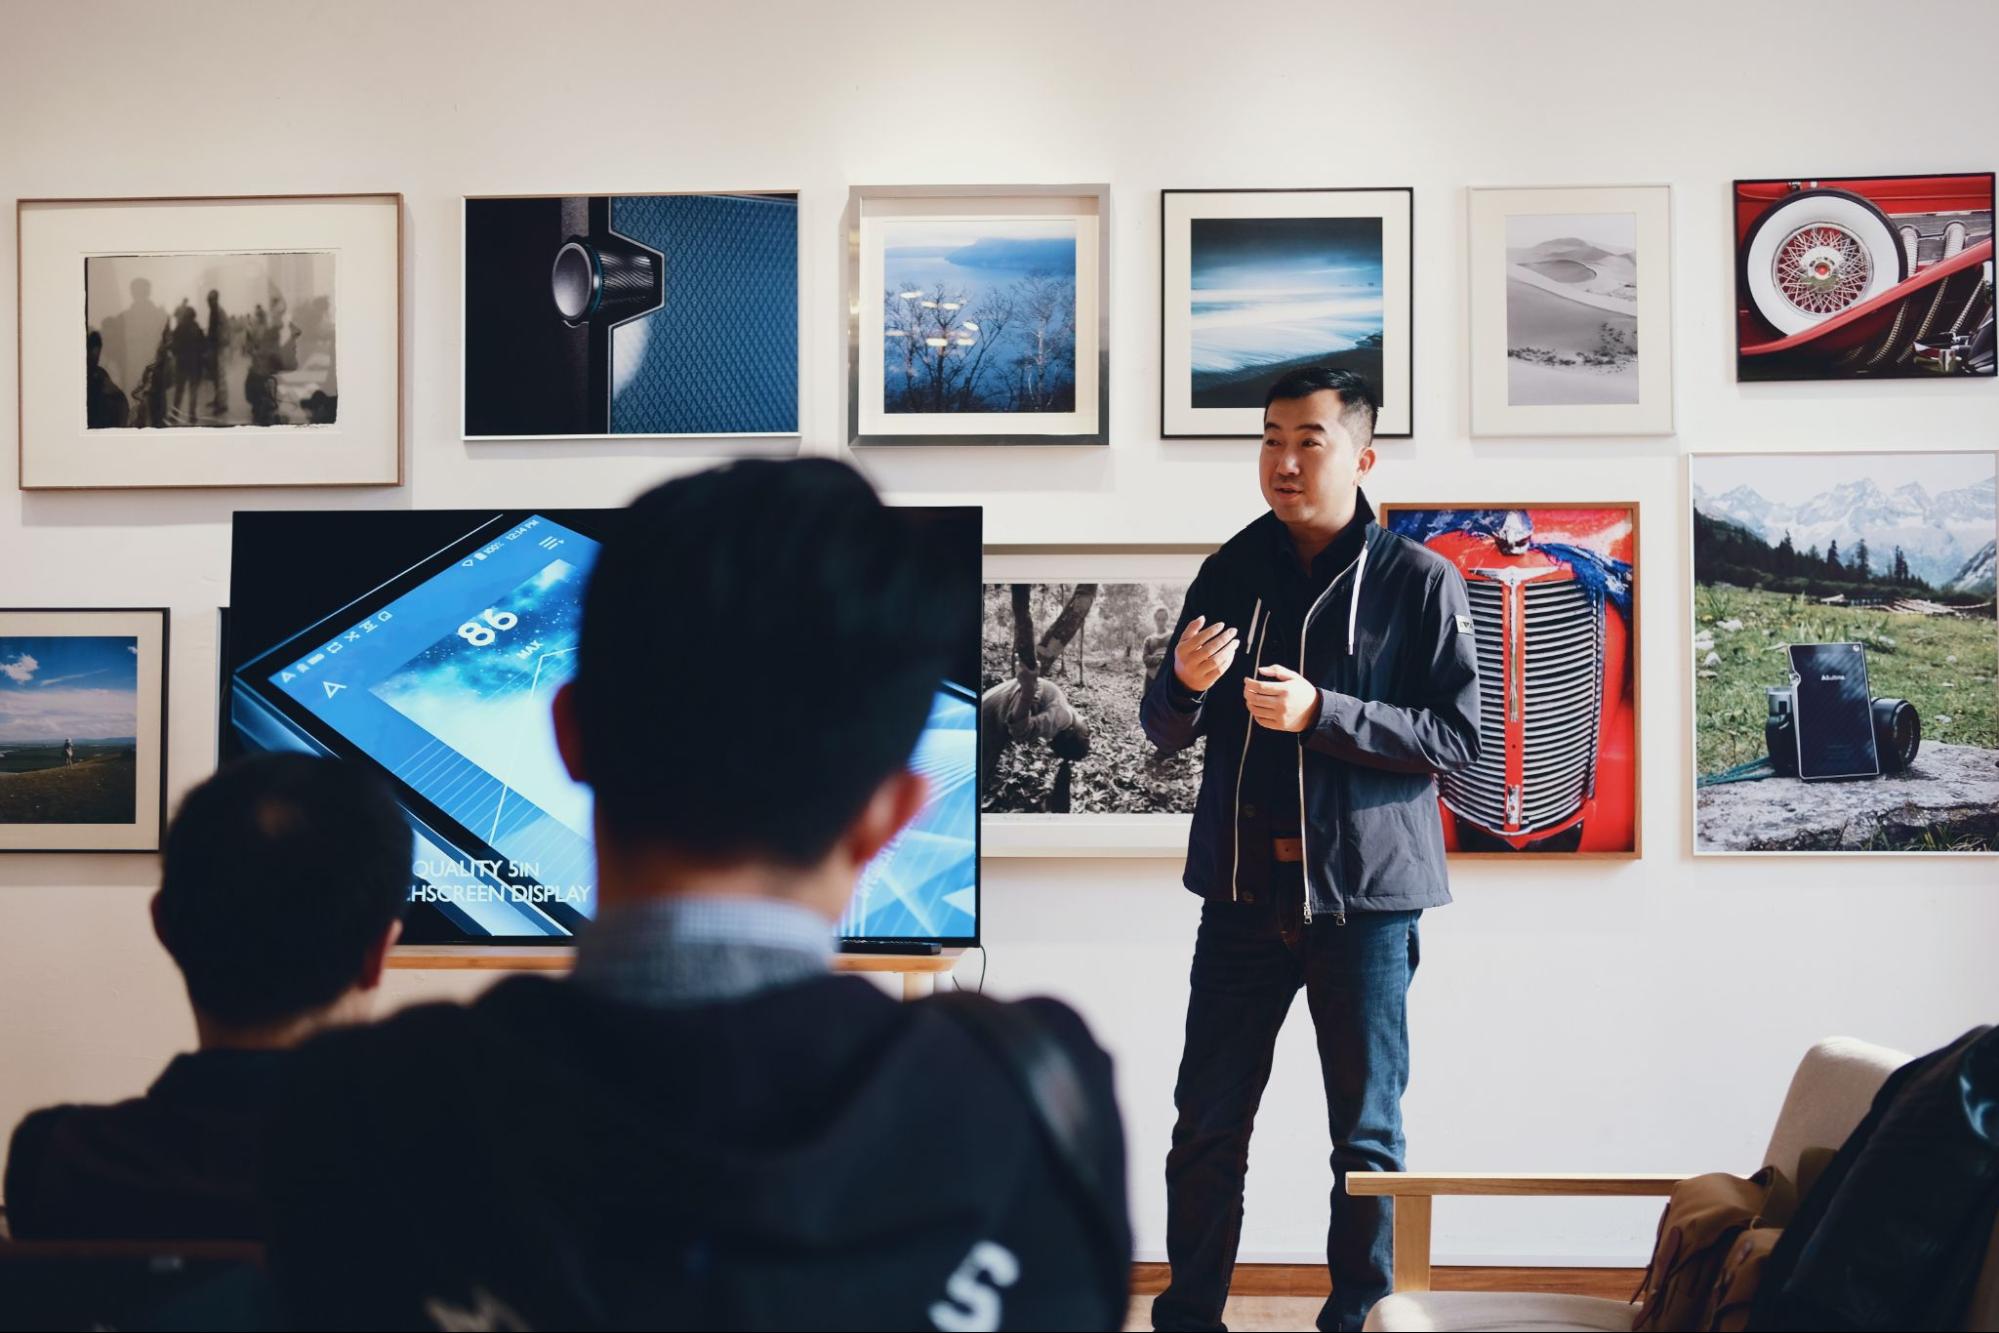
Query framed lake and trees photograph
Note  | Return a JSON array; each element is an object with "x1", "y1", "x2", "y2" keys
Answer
[
  {"x1": 846, "y1": 185, "x2": 1107, "y2": 446},
  {"x1": 0, "y1": 609, "x2": 169, "y2": 852},
  {"x1": 17, "y1": 194, "x2": 402, "y2": 489},
  {"x1": 1161, "y1": 188, "x2": 1412, "y2": 439},
  {"x1": 1690, "y1": 450, "x2": 1997, "y2": 854},
  {"x1": 1467, "y1": 185, "x2": 1674, "y2": 436}
]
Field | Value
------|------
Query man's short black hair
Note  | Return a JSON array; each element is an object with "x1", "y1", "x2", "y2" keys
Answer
[
  {"x1": 156, "y1": 754, "x2": 410, "y2": 1027},
  {"x1": 574, "y1": 458, "x2": 963, "y2": 865},
  {"x1": 1262, "y1": 365, "x2": 1379, "y2": 450}
]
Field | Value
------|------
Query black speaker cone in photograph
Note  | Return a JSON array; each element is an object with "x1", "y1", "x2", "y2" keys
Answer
[{"x1": 550, "y1": 236, "x2": 660, "y2": 326}]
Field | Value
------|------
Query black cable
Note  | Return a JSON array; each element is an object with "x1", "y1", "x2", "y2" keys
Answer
[{"x1": 950, "y1": 945, "x2": 988, "y2": 995}]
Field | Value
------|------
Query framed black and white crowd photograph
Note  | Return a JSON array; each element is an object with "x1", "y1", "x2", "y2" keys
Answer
[
  {"x1": 980, "y1": 545, "x2": 1211, "y2": 855},
  {"x1": 846, "y1": 185, "x2": 1108, "y2": 446},
  {"x1": 1161, "y1": 188, "x2": 1412, "y2": 439},
  {"x1": 463, "y1": 191, "x2": 800, "y2": 439},
  {"x1": 17, "y1": 194, "x2": 403, "y2": 489},
  {"x1": 1467, "y1": 185, "x2": 1674, "y2": 436},
  {"x1": 0, "y1": 608, "x2": 168, "y2": 853}
]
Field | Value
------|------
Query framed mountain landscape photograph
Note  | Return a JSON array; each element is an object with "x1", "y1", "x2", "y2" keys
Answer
[
  {"x1": 17, "y1": 194, "x2": 403, "y2": 489},
  {"x1": 1468, "y1": 185, "x2": 1673, "y2": 436},
  {"x1": 1162, "y1": 188, "x2": 1412, "y2": 439},
  {"x1": 1689, "y1": 450, "x2": 1998, "y2": 854},
  {"x1": 846, "y1": 185, "x2": 1107, "y2": 446},
  {"x1": 0, "y1": 608, "x2": 168, "y2": 852}
]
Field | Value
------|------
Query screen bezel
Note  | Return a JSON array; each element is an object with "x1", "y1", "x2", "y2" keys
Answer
[{"x1": 227, "y1": 506, "x2": 983, "y2": 949}]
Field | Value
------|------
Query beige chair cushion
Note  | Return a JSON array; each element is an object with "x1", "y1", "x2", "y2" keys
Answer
[
  {"x1": 1363, "y1": 1292, "x2": 1636, "y2": 1332},
  {"x1": 1759, "y1": 1036, "x2": 1904, "y2": 1184}
]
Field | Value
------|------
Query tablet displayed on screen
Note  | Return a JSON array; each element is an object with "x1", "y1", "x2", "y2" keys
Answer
[
  {"x1": 225, "y1": 507, "x2": 980, "y2": 946},
  {"x1": 1787, "y1": 642, "x2": 1880, "y2": 782}
]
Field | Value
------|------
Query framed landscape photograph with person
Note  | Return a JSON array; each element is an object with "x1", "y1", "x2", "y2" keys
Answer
[
  {"x1": 847, "y1": 185, "x2": 1108, "y2": 446},
  {"x1": 17, "y1": 194, "x2": 402, "y2": 489},
  {"x1": 0, "y1": 608, "x2": 168, "y2": 852},
  {"x1": 1467, "y1": 185, "x2": 1674, "y2": 436},
  {"x1": 981, "y1": 545, "x2": 1212, "y2": 855},
  {"x1": 1689, "y1": 450, "x2": 1998, "y2": 854},
  {"x1": 1162, "y1": 188, "x2": 1412, "y2": 439}
]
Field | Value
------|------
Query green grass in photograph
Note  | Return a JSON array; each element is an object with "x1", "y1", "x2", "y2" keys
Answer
[{"x1": 1692, "y1": 584, "x2": 1998, "y2": 776}]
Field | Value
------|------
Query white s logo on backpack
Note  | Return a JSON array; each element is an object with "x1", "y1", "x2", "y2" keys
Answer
[{"x1": 928, "y1": 1240, "x2": 1021, "y2": 1332}]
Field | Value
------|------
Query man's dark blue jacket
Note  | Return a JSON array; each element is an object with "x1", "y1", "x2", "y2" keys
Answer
[{"x1": 1141, "y1": 491, "x2": 1482, "y2": 920}]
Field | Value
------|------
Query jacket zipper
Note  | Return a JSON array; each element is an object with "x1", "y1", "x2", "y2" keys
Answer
[
  {"x1": 1297, "y1": 540, "x2": 1369, "y2": 926},
  {"x1": 1230, "y1": 599, "x2": 1267, "y2": 902}
]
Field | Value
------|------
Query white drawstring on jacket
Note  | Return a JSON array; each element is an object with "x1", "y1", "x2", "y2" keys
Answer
[{"x1": 1346, "y1": 542, "x2": 1369, "y2": 656}]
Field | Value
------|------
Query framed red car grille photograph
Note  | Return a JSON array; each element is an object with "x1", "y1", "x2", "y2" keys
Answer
[{"x1": 1381, "y1": 503, "x2": 1641, "y2": 858}]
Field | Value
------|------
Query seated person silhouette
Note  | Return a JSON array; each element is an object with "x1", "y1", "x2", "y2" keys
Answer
[{"x1": 4, "y1": 754, "x2": 408, "y2": 1239}]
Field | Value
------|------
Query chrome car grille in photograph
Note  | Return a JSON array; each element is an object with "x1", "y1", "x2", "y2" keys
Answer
[{"x1": 1440, "y1": 573, "x2": 1604, "y2": 837}]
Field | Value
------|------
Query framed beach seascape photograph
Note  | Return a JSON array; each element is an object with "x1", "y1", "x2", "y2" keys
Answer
[
  {"x1": 980, "y1": 545, "x2": 1213, "y2": 856},
  {"x1": 0, "y1": 609, "x2": 169, "y2": 852},
  {"x1": 17, "y1": 194, "x2": 403, "y2": 489},
  {"x1": 1467, "y1": 185, "x2": 1673, "y2": 436},
  {"x1": 1162, "y1": 188, "x2": 1412, "y2": 439},
  {"x1": 846, "y1": 185, "x2": 1108, "y2": 446}
]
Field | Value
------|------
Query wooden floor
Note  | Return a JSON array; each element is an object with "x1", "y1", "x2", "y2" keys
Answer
[{"x1": 1125, "y1": 1264, "x2": 1640, "y2": 1331}]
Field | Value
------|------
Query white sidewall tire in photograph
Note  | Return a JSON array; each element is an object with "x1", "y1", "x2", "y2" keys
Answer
[{"x1": 1742, "y1": 189, "x2": 1908, "y2": 336}]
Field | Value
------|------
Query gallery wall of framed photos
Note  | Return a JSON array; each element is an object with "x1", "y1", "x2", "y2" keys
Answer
[{"x1": 2, "y1": 0, "x2": 1995, "y2": 1274}]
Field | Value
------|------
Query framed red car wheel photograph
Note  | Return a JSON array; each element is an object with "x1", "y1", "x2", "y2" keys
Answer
[{"x1": 1733, "y1": 173, "x2": 1994, "y2": 381}]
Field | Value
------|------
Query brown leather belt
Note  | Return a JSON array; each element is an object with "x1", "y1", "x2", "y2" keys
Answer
[{"x1": 1272, "y1": 837, "x2": 1304, "y2": 863}]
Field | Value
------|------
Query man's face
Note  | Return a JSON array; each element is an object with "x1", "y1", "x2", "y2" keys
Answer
[
  {"x1": 1260, "y1": 390, "x2": 1375, "y2": 528},
  {"x1": 1154, "y1": 609, "x2": 1169, "y2": 630}
]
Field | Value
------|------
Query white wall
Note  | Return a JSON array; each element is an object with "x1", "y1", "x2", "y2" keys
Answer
[{"x1": 3, "y1": 0, "x2": 1995, "y2": 1267}]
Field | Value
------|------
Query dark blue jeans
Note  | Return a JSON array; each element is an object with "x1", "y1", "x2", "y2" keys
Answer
[{"x1": 1153, "y1": 871, "x2": 1421, "y2": 1333}]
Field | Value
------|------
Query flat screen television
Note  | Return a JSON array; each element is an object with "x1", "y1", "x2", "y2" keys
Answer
[{"x1": 223, "y1": 506, "x2": 981, "y2": 948}]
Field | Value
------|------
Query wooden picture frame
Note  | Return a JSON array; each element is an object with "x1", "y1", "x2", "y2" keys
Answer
[
  {"x1": 18, "y1": 192, "x2": 404, "y2": 489},
  {"x1": 0, "y1": 607, "x2": 170, "y2": 852},
  {"x1": 1377, "y1": 503, "x2": 1643, "y2": 860}
]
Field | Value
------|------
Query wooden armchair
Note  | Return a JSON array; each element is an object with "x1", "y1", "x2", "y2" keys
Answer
[{"x1": 1347, "y1": 1036, "x2": 1999, "y2": 1332}]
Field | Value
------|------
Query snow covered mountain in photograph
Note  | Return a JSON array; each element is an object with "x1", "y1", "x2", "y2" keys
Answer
[
  {"x1": 1949, "y1": 539, "x2": 1997, "y2": 596},
  {"x1": 1692, "y1": 472, "x2": 1997, "y2": 588}
]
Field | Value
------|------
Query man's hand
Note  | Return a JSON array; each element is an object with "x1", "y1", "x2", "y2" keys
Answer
[
  {"x1": 1245, "y1": 665, "x2": 1321, "y2": 733},
  {"x1": 1173, "y1": 616, "x2": 1238, "y2": 694}
]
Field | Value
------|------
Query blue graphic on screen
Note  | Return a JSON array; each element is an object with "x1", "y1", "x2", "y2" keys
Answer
[
  {"x1": 264, "y1": 516, "x2": 598, "y2": 937},
  {"x1": 251, "y1": 512, "x2": 974, "y2": 943},
  {"x1": 843, "y1": 685, "x2": 977, "y2": 940}
]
